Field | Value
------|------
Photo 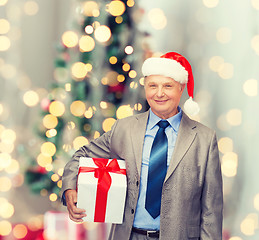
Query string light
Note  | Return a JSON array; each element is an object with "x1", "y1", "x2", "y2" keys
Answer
[
  {"x1": 70, "y1": 101, "x2": 86, "y2": 117},
  {"x1": 107, "y1": 0, "x2": 126, "y2": 16},
  {"x1": 243, "y1": 79, "x2": 258, "y2": 96},
  {"x1": 0, "y1": 36, "x2": 11, "y2": 51},
  {"x1": 79, "y1": 35, "x2": 95, "y2": 52},
  {"x1": 0, "y1": 19, "x2": 10, "y2": 34},
  {"x1": 94, "y1": 25, "x2": 111, "y2": 43},
  {"x1": 62, "y1": 31, "x2": 78, "y2": 48}
]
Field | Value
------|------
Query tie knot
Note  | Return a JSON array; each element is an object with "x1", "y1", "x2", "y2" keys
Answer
[{"x1": 157, "y1": 120, "x2": 169, "y2": 129}]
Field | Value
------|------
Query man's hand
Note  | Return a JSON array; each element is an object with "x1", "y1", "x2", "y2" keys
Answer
[{"x1": 65, "y1": 189, "x2": 86, "y2": 222}]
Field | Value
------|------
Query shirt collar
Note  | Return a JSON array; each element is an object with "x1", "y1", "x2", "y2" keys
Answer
[{"x1": 148, "y1": 107, "x2": 182, "y2": 132}]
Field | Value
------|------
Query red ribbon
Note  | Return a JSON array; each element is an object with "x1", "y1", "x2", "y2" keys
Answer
[{"x1": 78, "y1": 158, "x2": 126, "y2": 222}]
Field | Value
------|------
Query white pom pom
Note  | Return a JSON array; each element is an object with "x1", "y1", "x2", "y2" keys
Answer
[{"x1": 183, "y1": 97, "x2": 200, "y2": 116}]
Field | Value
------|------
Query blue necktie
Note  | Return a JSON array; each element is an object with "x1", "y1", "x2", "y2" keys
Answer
[{"x1": 145, "y1": 120, "x2": 169, "y2": 219}]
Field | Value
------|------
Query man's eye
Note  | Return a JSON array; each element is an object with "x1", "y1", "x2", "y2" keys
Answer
[{"x1": 165, "y1": 85, "x2": 173, "y2": 88}]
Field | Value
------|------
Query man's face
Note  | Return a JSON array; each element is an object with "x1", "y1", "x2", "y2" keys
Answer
[{"x1": 144, "y1": 75, "x2": 185, "y2": 119}]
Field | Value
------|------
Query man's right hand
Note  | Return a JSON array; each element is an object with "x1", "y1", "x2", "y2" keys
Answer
[{"x1": 64, "y1": 189, "x2": 86, "y2": 222}]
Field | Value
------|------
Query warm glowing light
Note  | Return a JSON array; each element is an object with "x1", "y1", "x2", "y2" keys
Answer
[
  {"x1": 24, "y1": 1, "x2": 39, "y2": 15},
  {"x1": 243, "y1": 79, "x2": 258, "y2": 96},
  {"x1": 127, "y1": 0, "x2": 135, "y2": 7},
  {"x1": 129, "y1": 70, "x2": 137, "y2": 79},
  {"x1": 139, "y1": 77, "x2": 144, "y2": 85},
  {"x1": 37, "y1": 154, "x2": 52, "y2": 167},
  {"x1": 0, "y1": 36, "x2": 11, "y2": 51},
  {"x1": 218, "y1": 62, "x2": 234, "y2": 79},
  {"x1": 5, "y1": 159, "x2": 19, "y2": 174},
  {"x1": 70, "y1": 101, "x2": 86, "y2": 117},
  {"x1": 105, "y1": 71, "x2": 119, "y2": 86},
  {"x1": 0, "y1": 220, "x2": 12, "y2": 236},
  {"x1": 109, "y1": 56, "x2": 118, "y2": 64},
  {"x1": 49, "y1": 193, "x2": 58, "y2": 202},
  {"x1": 240, "y1": 214, "x2": 257, "y2": 236},
  {"x1": 254, "y1": 193, "x2": 259, "y2": 210},
  {"x1": 116, "y1": 105, "x2": 133, "y2": 119},
  {"x1": 0, "y1": 177, "x2": 12, "y2": 192},
  {"x1": 229, "y1": 237, "x2": 242, "y2": 240},
  {"x1": 102, "y1": 118, "x2": 116, "y2": 132},
  {"x1": 83, "y1": 1, "x2": 100, "y2": 17},
  {"x1": 130, "y1": 81, "x2": 138, "y2": 89},
  {"x1": 1, "y1": 64, "x2": 16, "y2": 79},
  {"x1": 148, "y1": 8, "x2": 167, "y2": 30},
  {"x1": 85, "y1": 25, "x2": 94, "y2": 34},
  {"x1": 122, "y1": 63, "x2": 130, "y2": 71},
  {"x1": 71, "y1": 62, "x2": 88, "y2": 79},
  {"x1": 221, "y1": 152, "x2": 238, "y2": 177},
  {"x1": 46, "y1": 129, "x2": 57, "y2": 138},
  {"x1": 1, "y1": 129, "x2": 16, "y2": 143},
  {"x1": 51, "y1": 174, "x2": 59, "y2": 182},
  {"x1": 203, "y1": 0, "x2": 219, "y2": 8},
  {"x1": 251, "y1": 35, "x2": 259, "y2": 55},
  {"x1": 216, "y1": 27, "x2": 232, "y2": 44},
  {"x1": 218, "y1": 137, "x2": 233, "y2": 154},
  {"x1": 65, "y1": 83, "x2": 71, "y2": 92},
  {"x1": 43, "y1": 114, "x2": 58, "y2": 129},
  {"x1": 251, "y1": 0, "x2": 259, "y2": 10},
  {"x1": 94, "y1": 25, "x2": 111, "y2": 43},
  {"x1": 115, "y1": 16, "x2": 123, "y2": 24},
  {"x1": 0, "y1": 19, "x2": 10, "y2": 34},
  {"x1": 226, "y1": 109, "x2": 242, "y2": 126},
  {"x1": 125, "y1": 46, "x2": 134, "y2": 54},
  {"x1": 27, "y1": 216, "x2": 43, "y2": 231},
  {"x1": 85, "y1": 63, "x2": 93, "y2": 72},
  {"x1": 49, "y1": 101, "x2": 65, "y2": 117},
  {"x1": 57, "y1": 180, "x2": 62, "y2": 188},
  {"x1": 94, "y1": 131, "x2": 100, "y2": 139},
  {"x1": 41, "y1": 142, "x2": 56, "y2": 157},
  {"x1": 73, "y1": 136, "x2": 89, "y2": 150},
  {"x1": 62, "y1": 31, "x2": 78, "y2": 48},
  {"x1": 107, "y1": 0, "x2": 126, "y2": 16},
  {"x1": 0, "y1": 201, "x2": 14, "y2": 218},
  {"x1": 117, "y1": 74, "x2": 125, "y2": 82},
  {"x1": 0, "y1": 153, "x2": 11, "y2": 169},
  {"x1": 84, "y1": 107, "x2": 94, "y2": 119},
  {"x1": 13, "y1": 224, "x2": 28, "y2": 239},
  {"x1": 79, "y1": 35, "x2": 95, "y2": 52},
  {"x1": 208, "y1": 56, "x2": 224, "y2": 72},
  {"x1": 0, "y1": 0, "x2": 8, "y2": 6},
  {"x1": 134, "y1": 103, "x2": 142, "y2": 111}
]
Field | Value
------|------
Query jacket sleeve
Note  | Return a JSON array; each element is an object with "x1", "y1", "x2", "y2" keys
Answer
[
  {"x1": 60, "y1": 120, "x2": 118, "y2": 205},
  {"x1": 200, "y1": 131, "x2": 223, "y2": 240}
]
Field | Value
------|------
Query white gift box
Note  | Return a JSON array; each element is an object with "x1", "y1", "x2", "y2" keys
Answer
[{"x1": 77, "y1": 157, "x2": 127, "y2": 224}]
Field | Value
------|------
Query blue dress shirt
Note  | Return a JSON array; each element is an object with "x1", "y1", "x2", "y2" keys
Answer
[{"x1": 133, "y1": 107, "x2": 182, "y2": 230}]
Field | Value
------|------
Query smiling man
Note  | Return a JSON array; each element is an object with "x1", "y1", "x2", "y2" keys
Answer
[{"x1": 61, "y1": 52, "x2": 223, "y2": 240}]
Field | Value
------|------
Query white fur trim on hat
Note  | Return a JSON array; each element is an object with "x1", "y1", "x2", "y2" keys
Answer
[
  {"x1": 183, "y1": 97, "x2": 200, "y2": 116},
  {"x1": 142, "y1": 57, "x2": 188, "y2": 84}
]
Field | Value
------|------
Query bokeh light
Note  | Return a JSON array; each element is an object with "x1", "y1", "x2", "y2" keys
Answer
[
  {"x1": 218, "y1": 62, "x2": 234, "y2": 79},
  {"x1": 94, "y1": 25, "x2": 111, "y2": 43},
  {"x1": 254, "y1": 193, "x2": 259, "y2": 210},
  {"x1": 79, "y1": 35, "x2": 95, "y2": 52},
  {"x1": 13, "y1": 224, "x2": 28, "y2": 239},
  {"x1": 71, "y1": 62, "x2": 88, "y2": 80},
  {"x1": 83, "y1": 1, "x2": 100, "y2": 17},
  {"x1": 240, "y1": 214, "x2": 257, "y2": 236},
  {"x1": 62, "y1": 31, "x2": 78, "y2": 48},
  {"x1": 218, "y1": 137, "x2": 233, "y2": 154},
  {"x1": 221, "y1": 152, "x2": 238, "y2": 177},
  {"x1": 202, "y1": 0, "x2": 219, "y2": 8},
  {"x1": 73, "y1": 136, "x2": 89, "y2": 150},
  {"x1": 41, "y1": 142, "x2": 56, "y2": 157},
  {"x1": 49, "y1": 193, "x2": 58, "y2": 202},
  {"x1": 43, "y1": 114, "x2": 58, "y2": 129},
  {"x1": 37, "y1": 154, "x2": 52, "y2": 168},
  {"x1": 24, "y1": 1, "x2": 39, "y2": 16},
  {"x1": 23, "y1": 90, "x2": 39, "y2": 107},
  {"x1": 49, "y1": 101, "x2": 65, "y2": 117},
  {"x1": 0, "y1": 36, "x2": 11, "y2": 51},
  {"x1": 243, "y1": 78, "x2": 258, "y2": 96},
  {"x1": 251, "y1": 0, "x2": 259, "y2": 9},
  {"x1": 102, "y1": 118, "x2": 116, "y2": 132},
  {"x1": 70, "y1": 101, "x2": 86, "y2": 117},
  {"x1": 216, "y1": 27, "x2": 232, "y2": 44},
  {"x1": 107, "y1": 0, "x2": 126, "y2": 16},
  {"x1": 0, "y1": 177, "x2": 12, "y2": 192},
  {"x1": 148, "y1": 8, "x2": 167, "y2": 30},
  {"x1": 0, "y1": 220, "x2": 12, "y2": 236},
  {"x1": 0, "y1": 0, "x2": 8, "y2": 6},
  {"x1": 0, "y1": 201, "x2": 14, "y2": 218},
  {"x1": 0, "y1": 19, "x2": 10, "y2": 34},
  {"x1": 226, "y1": 109, "x2": 242, "y2": 126},
  {"x1": 116, "y1": 105, "x2": 133, "y2": 119}
]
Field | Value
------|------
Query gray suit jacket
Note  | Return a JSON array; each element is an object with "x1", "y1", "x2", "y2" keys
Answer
[{"x1": 61, "y1": 110, "x2": 223, "y2": 240}]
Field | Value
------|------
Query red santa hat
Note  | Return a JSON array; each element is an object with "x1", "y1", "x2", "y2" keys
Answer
[{"x1": 142, "y1": 52, "x2": 200, "y2": 116}]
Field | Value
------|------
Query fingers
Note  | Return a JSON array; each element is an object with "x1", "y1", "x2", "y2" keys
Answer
[{"x1": 65, "y1": 189, "x2": 86, "y2": 222}]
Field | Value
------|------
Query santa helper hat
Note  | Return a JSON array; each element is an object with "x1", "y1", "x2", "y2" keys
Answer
[{"x1": 142, "y1": 52, "x2": 200, "y2": 116}]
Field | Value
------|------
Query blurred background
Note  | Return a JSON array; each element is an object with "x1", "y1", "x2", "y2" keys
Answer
[{"x1": 0, "y1": 0, "x2": 259, "y2": 239}]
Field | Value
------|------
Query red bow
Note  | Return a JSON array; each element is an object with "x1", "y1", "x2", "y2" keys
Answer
[{"x1": 78, "y1": 158, "x2": 126, "y2": 222}]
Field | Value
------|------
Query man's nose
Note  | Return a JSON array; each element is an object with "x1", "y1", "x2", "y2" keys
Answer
[{"x1": 156, "y1": 87, "x2": 164, "y2": 97}]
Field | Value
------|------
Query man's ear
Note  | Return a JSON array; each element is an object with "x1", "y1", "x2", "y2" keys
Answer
[{"x1": 180, "y1": 83, "x2": 186, "y2": 93}]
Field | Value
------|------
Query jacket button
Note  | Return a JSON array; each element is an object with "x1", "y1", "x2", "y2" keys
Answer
[
  {"x1": 136, "y1": 181, "x2": 139, "y2": 186},
  {"x1": 131, "y1": 209, "x2": 134, "y2": 214}
]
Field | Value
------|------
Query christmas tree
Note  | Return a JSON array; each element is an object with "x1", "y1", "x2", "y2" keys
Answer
[{"x1": 24, "y1": 0, "x2": 148, "y2": 204}]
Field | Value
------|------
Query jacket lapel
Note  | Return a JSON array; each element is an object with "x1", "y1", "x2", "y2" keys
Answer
[
  {"x1": 165, "y1": 112, "x2": 197, "y2": 182},
  {"x1": 130, "y1": 110, "x2": 149, "y2": 177}
]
